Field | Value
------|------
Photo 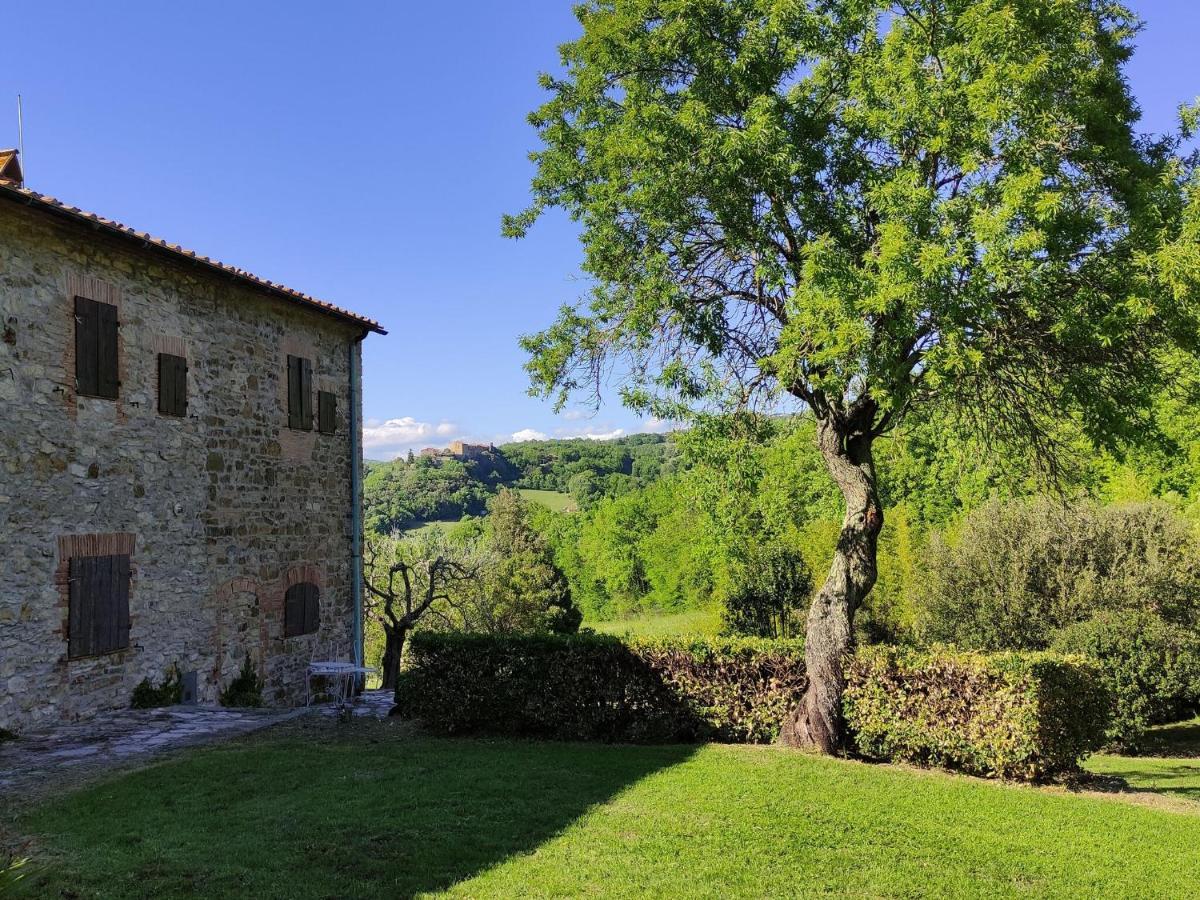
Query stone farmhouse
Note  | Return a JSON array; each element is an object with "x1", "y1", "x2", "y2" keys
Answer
[{"x1": 0, "y1": 151, "x2": 385, "y2": 732}]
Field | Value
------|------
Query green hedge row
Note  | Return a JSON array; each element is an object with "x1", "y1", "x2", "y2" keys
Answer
[
  {"x1": 396, "y1": 632, "x2": 806, "y2": 743},
  {"x1": 396, "y1": 633, "x2": 1109, "y2": 778},
  {"x1": 843, "y1": 647, "x2": 1110, "y2": 779}
]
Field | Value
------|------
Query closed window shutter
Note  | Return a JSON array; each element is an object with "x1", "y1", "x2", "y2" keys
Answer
[
  {"x1": 68, "y1": 554, "x2": 131, "y2": 658},
  {"x1": 287, "y1": 355, "x2": 314, "y2": 430},
  {"x1": 74, "y1": 297, "x2": 99, "y2": 396},
  {"x1": 74, "y1": 296, "x2": 119, "y2": 399},
  {"x1": 158, "y1": 353, "x2": 188, "y2": 416},
  {"x1": 284, "y1": 582, "x2": 320, "y2": 636},
  {"x1": 318, "y1": 391, "x2": 337, "y2": 434},
  {"x1": 96, "y1": 302, "x2": 119, "y2": 399},
  {"x1": 300, "y1": 358, "x2": 314, "y2": 430},
  {"x1": 304, "y1": 583, "x2": 320, "y2": 634}
]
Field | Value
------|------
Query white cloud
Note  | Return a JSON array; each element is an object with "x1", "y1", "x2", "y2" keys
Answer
[
  {"x1": 560, "y1": 409, "x2": 587, "y2": 421},
  {"x1": 560, "y1": 426, "x2": 626, "y2": 441},
  {"x1": 641, "y1": 417, "x2": 678, "y2": 434},
  {"x1": 362, "y1": 417, "x2": 462, "y2": 459},
  {"x1": 511, "y1": 428, "x2": 549, "y2": 442}
]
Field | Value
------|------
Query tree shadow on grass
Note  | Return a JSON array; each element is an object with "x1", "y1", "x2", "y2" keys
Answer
[{"x1": 19, "y1": 720, "x2": 697, "y2": 900}]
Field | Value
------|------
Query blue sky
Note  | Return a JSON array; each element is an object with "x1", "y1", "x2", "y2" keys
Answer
[{"x1": 3, "y1": 2, "x2": 1197, "y2": 458}]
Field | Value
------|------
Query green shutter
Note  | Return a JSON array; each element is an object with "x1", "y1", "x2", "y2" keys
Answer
[
  {"x1": 158, "y1": 353, "x2": 187, "y2": 417},
  {"x1": 318, "y1": 391, "x2": 337, "y2": 434},
  {"x1": 74, "y1": 296, "x2": 99, "y2": 396}
]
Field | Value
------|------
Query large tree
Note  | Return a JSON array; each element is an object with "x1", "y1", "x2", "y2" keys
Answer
[{"x1": 507, "y1": 0, "x2": 1199, "y2": 752}]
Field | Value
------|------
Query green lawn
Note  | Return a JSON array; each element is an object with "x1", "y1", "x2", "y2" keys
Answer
[
  {"x1": 1085, "y1": 716, "x2": 1200, "y2": 801},
  {"x1": 403, "y1": 519, "x2": 461, "y2": 538},
  {"x1": 16, "y1": 722, "x2": 1200, "y2": 899},
  {"x1": 516, "y1": 489, "x2": 576, "y2": 513},
  {"x1": 590, "y1": 608, "x2": 722, "y2": 638}
]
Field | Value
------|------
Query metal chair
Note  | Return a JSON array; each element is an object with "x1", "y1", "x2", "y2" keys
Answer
[{"x1": 306, "y1": 640, "x2": 373, "y2": 713}]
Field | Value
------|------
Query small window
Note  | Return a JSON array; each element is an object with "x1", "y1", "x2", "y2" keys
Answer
[
  {"x1": 158, "y1": 353, "x2": 188, "y2": 417},
  {"x1": 284, "y1": 582, "x2": 320, "y2": 637},
  {"x1": 74, "y1": 296, "x2": 119, "y2": 399},
  {"x1": 68, "y1": 554, "x2": 131, "y2": 658},
  {"x1": 286, "y1": 355, "x2": 313, "y2": 430},
  {"x1": 317, "y1": 390, "x2": 337, "y2": 434}
]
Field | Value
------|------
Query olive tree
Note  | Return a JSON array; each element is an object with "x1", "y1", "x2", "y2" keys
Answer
[{"x1": 507, "y1": 0, "x2": 1199, "y2": 752}]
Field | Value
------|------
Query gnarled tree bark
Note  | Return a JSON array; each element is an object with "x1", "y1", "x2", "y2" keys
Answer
[{"x1": 778, "y1": 410, "x2": 883, "y2": 753}]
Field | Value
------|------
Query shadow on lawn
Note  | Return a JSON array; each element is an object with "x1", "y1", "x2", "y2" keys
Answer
[{"x1": 19, "y1": 721, "x2": 698, "y2": 900}]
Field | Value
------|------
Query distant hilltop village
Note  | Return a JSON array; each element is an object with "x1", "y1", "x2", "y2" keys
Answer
[{"x1": 419, "y1": 441, "x2": 495, "y2": 461}]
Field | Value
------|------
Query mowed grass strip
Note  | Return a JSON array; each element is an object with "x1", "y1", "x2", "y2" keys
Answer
[{"x1": 17, "y1": 727, "x2": 1200, "y2": 899}]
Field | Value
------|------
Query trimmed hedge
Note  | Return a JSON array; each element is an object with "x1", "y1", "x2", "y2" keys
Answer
[
  {"x1": 396, "y1": 633, "x2": 1109, "y2": 779},
  {"x1": 843, "y1": 647, "x2": 1110, "y2": 779},
  {"x1": 396, "y1": 632, "x2": 806, "y2": 743}
]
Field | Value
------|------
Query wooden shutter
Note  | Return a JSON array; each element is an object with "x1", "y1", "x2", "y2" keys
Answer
[
  {"x1": 158, "y1": 353, "x2": 188, "y2": 417},
  {"x1": 284, "y1": 582, "x2": 320, "y2": 637},
  {"x1": 300, "y1": 358, "x2": 314, "y2": 430},
  {"x1": 96, "y1": 301, "x2": 119, "y2": 399},
  {"x1": 318, "y1": 390, "x2": 337, "y2": 434},
  {"x1": 285, "y1": 583, "x2": 303, "y2": 637},
  {"x1": 287, "y1": 355, "x2": 313, "y2": 430},
  {"x1": 74, "y1": 296, "x2": 119, "y2": 399},
  {"x1": 304, "y1": 583, "x2": 320, "y2": 634},
  {"x1": 74, "y1": 296, "x2": 99, "y2": 396},
  {"x1": 68, "y1": 554, "x2": 131, "y2": 658}
]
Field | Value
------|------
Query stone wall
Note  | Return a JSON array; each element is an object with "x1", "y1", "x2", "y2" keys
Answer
[{"x1": 0, "y1": 200, "x2": 367, "y2": 732}]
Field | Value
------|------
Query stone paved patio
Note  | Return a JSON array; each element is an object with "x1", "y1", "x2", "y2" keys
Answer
[{"x1": 0, "y1": 690, "x2": 393, "y2": 797}]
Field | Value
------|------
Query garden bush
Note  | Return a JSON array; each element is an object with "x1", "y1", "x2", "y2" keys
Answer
[
  {"x1": 919, "y1": 498, "x2": 1200, "y2": 650},
  {"x1": 1052, "y1": 611, "x2": 1200, "y2": 750},
  {"x1": 396, "y1": 632, "x2": 806, "y2": 743},
  {"x1": 843, "y1": 646, "x2": 1110, "y2": 779},
  {"x1": 398, "y1": 633, "x2": 1109, "y2": 777},
  {"x1": 219, "y1": 656, "x2": 264, "y2": 708},
  {"x1": 131, "y1": 664, "x2": 183, "y2": 709}
]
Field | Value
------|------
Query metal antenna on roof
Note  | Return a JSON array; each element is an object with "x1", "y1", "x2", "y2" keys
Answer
[{"x1": 16, "y1": 94, "x2": 24, "y2": 180}]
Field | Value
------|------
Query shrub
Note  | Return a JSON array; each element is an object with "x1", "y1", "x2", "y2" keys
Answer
[
  {"x1": 131, "y1": 664, "x2": 183, "y2": 709},
  {"x1": 1052, "y1": 611, "x2": 1200, "y2": 750},
  {"x1": 919, "y1": 497, "x2": 1200, "y2": 650},
  {"x1": 396, "y1": 632, "x2": 806, "y2": 743},
  {"x1": 843, "y1": 646, "x2": 1110, "y2": 779},
  {"x1": 398, "y1": 634, "x2": 1109, "y2": 778},
  {"x1": 219, "y1": 656, "x2": 264, "y2": 708}
]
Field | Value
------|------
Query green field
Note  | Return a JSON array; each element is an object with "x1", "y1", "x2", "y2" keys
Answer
[
  {"x1": 516, "y1": 489, "x2": 576, "y2": 513},
  {"x1": 590, "y1": 608, "x2": 722, "y2": 638},
  {"x1": 15, "y1": 721, "x2": 1200, "y2": 899}
]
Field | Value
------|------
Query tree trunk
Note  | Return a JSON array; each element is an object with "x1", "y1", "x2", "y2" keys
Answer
[
  {"x1": 778, "y1": 416, "x2": 883, "y2": 753},
  {"x1": 380, "y1": 624, "x2": 408, "y2": 691}
]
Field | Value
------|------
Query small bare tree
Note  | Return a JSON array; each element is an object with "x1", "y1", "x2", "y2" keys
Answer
[{"x1": 364, "y1": 536, "x2": 477, "y2": 690}]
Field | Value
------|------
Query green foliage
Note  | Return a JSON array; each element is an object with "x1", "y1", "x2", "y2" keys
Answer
[
  {"x1": 400, "y1": 632, "x2": 1107, "y2": 778},
  {"x1": 397, "y1": 631, "x2": 805, "y2": 743},
  {"x1": 844, "y1": 646, "x2": 1110, "y2": 780},
  {"x1": 1052, "y1": 611, "x2": 1200, "y2": 751},
  {"x1": 476, "y1": 489, "x2": 582, "y2": 634},
  {"x1": 130, "y1": 664, "x2": 183, "y2": 709},
  {"x1": 511, "y1": 0, "x2": 1198, "y2": 481},
  {"x1": 218, "y1": 656, "x2": 264, "y2": 708},
  {"x1": 720, "y1": 543, "x2": 812, "y2": 639},
  {"x1": 364, "y1": 455, "x2": 494, "y2": 533},
  {"x1": 919, "y1": 497, "x2": 1200, "y2": 649}
]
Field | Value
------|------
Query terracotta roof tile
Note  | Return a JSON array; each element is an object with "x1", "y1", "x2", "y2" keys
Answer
[{"x1": 0, "y1": 180, "x2": 386, "y2": 335}]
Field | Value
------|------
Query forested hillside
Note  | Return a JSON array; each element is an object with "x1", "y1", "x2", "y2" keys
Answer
[{"x1": 363, "y1": 434, "x2": 675, "y2": 533}]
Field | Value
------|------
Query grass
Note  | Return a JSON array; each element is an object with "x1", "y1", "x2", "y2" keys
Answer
[
  {"x1": 16, "y1": 720, "x2": 1200, "y2": 899},
  {"x1": 590, "y1": 608, "x2": 722, "y2": 638},
  {"x1": 403, "y1": 519, "x2": 461, "y2": 538},
  {"x1": 1085, "y1": 715, "x2": 1200, "y2": 802},
  {"x1": 516, "y1": 489, "x2": 576, "y2": 513}
]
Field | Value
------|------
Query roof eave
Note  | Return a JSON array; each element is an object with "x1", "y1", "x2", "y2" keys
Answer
[{"x1": 0, "y1": 181, "x2": 387, "y2": 336}]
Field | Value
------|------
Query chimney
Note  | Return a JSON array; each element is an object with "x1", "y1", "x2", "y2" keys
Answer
[{"x1": 0, "y1": 149, "x2": 23, "y2": 187}]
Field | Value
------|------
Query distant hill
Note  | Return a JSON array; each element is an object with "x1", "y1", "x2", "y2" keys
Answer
[{"x1": 363, "y1": 433, "x2": 676, "y2": 534}]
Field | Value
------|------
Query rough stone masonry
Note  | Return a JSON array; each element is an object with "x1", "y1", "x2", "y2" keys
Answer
[{"x1": 0, "y1": 179, "x2": 383, "y2": 733}]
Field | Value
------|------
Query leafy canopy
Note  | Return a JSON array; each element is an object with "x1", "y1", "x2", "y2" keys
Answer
[{"x1": 509, "y1": 0, "x2": 1199, "y2": 465}]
